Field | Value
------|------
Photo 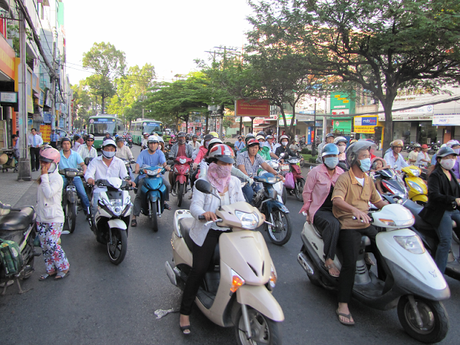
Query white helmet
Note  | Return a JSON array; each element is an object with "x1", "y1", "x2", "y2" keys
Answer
[{"x1": 148, "y1": 135, "x2": 159, "y2": 143}]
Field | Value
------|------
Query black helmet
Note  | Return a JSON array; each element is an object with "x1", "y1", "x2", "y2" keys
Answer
[
  {"x1": 115, "y1": 136, "x2": 124, "y2": 142},
  {"x1": 204, "y1": 134, "x2": 214, "y2": 141},
  {"x1": 61, "y1": 137, "x2": 71, "y2": 145},
  {"x1": 177, "y1": 132, "x2": 186, "y2": 138}
]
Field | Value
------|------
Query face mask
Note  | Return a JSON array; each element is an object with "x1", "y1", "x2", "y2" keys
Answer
[
  {"x1": 441, "y1": 158, "x2": 455, "y2": 170},
  {"x1": 324, "y1": 156, "x2": 338, "y2": 169},
  {"x1": 454, "y1": 148, "x2": 460, "y2": 155},
  {"x1": 338, "y1": 145, "x2": 346, "y2": 153},
  {"x1": 178, "y1": 139, "x2": 185, "y2": 145},
  {"x1": 282, "y1": 141, "x2": 288, "y2": 146},
  {"x1": 359, "y1": 158, "x2": 371, "y2": 172},
  {"x1": 102, "y1": 150, "x2": 116, "y2": 159}
]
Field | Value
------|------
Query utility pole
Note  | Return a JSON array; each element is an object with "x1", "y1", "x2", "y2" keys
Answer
[
  {"x1": 312, "y1": 99, "x2": 317, "y2": 156},
  {"x1": 17, "y1": 1, "x2": 30, "y2": 181},
  {"x1": 51, "y1": 29, "x2": 57, "y2": 130}
]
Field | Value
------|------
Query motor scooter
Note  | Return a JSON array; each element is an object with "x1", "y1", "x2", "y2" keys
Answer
[
  {"x1": 60, "y1": 168, "x2": 85, "y2": 233},
  {"x1": 279, "y1": 156, "x2": 304, "y2": 201},
  {"x1": 165, "y1": 180, "x2": 284, "y2": 344},
  {"x1": 371, "y1": 168, "x2": 408, "y2": 199},
  {"x1": 170, "y1": 156, "x2": 193, "y2": 207},
  {"x1": 253, "y1": 174, "x2": 292, "y2": 246},
  {"x1": 262, "y1": 159, "x2": 287, "y2": 204},
  {"x1": 401, "y1": 165, "x2": 428, "y2": 205},
  {"x1": 298, "y1": 203, "x2": 450, "y2": 343},
  {"x1": 136, "y1": 166, "x2": 168, "y2": 232},
  {"x1": 89, "y1": 178, "x2": 133, "y2": 265},
  {"x1": 0, "y1": 201, "x2": 38, "y2": 294}
]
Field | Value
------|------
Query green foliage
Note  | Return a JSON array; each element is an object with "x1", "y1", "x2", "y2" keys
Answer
[{"x1": 301, "y1": 148, "x2": 310, "y2": 154}]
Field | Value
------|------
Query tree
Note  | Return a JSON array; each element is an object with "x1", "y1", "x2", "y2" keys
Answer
[
  {"x1": 82, "y1": 42, "x2": 126, "y2": 113},
  {"x1": 248, "y1": 0, "x2": 460, "y2": 151},
  {"x1": 71, "y1": 81, "x2": 95, "y2": 130}
]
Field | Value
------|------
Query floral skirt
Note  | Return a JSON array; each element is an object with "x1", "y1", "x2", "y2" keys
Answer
[{"x1": 36, "y1": 222, "x2": 70, "y2": 274}]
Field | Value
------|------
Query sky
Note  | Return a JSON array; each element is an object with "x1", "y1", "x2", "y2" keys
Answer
[{"x1": 64, "y1": 0, "x2": 254, "y2": 85}]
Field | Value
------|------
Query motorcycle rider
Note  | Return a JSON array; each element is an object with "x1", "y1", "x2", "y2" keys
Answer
[
  {"x1": 419, "y1": 146, "x2": 460, "y2": 273},
  {"x1": 131, "y1": 135, "x2": 171, "y2": 227},
  {"x1": 300, "y1": 143, "x2": 344, "y2": 277},
  {"x1": 408, "y1": 143, "x2": 422, "y2": 165},
  {"x1": 179, "y1": 144, "x2": 245, "y2": 335},
  {"x1": 189, "y1": 134, "x2": 201, "y2": 151},
  {"x1": 72, "y1": 134, "x2": 84, "y2": 152},
  {"x1": 316, "y1": 133, "x2": 335, "y2": 163},
  {"x1": 193, "y1": 134, "x2": 216, "y2": 170},
  {"x1": 59, "y1": 137, "x2": 91, "y2": 218},
  {"x1": 141, "y1": 132, "x2": 149, "y2": 150},
  {"x1": 275, "y1": 135, "x2": 297, "y2": 161},
  {"x1": 416, "y1": 144, "x2": 431, "y2": 168},
  {"x1": 237, "y1": 139, "x2": 282, "y2": 203},
  {"x1": 266, "y1": 135, "x2": 279, "y2": 159},
  {"x1": 234, "y1": 135, "x2": 245, "y2": 156},
  {"x1": 256, "y1": 134, "x2": 272, "y2": 160},
  {"x1": 85, "y1": 139, "x2": 136, "y2": 215},
  {"x1": 169, "y1": 131, "x2": 193, "y2": 186},
  {"x1": 383, "y1": 139, "x2": 409, "y2": 171},
  {"x1": 77, "y1": 134, "x2": 98, "y2": 161},
  {"x1": 332, "y1": 140, "x2": 387, "y2": 325},
  {"x1": 334, "y1": 136, "x2": 348, "y2": 171},
  {"x1": 115, "y1": 137, "x2": 134, "y2": 161}
]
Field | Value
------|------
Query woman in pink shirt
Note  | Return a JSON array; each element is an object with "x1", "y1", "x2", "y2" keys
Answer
[{"x1": 300, "y1": 144, "x2": 344, "y2": 277}]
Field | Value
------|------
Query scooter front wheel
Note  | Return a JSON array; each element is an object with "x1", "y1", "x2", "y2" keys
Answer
[
  {"x1": 235, "y1": 307, "x2": 281, "y2": 345},
  {"x1": 294, "y1": 179, "x2": 305, "y2": 202},
  {"x1": 107, "y1": 228, "x2": 128, "y2": 265},
  {"x1": 265, "y1": 210, "x2": 292, "y2": 246},
  {"x1": 177, "y1": 183, "x2": 184, "y2": 207},
  {"x1": 150, "y1": 200, "x2": 158, "y2": 232},
  {"x1": 66, "y1": 201, "x2": 77, "y2": 234},
  {"x1": 397, "y1": 295, "x2": 449, "y2": 343}
]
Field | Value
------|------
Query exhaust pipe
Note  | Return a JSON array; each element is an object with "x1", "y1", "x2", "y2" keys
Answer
[
  {"x1": 164, "y1": 261, "x2": 177, "y2": 286},
  {"x1": 297, "y1": 252, "x2": 315, "y2": 275}
]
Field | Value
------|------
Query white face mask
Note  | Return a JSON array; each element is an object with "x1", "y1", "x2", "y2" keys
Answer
[
  {"x1": 440, "y1": 158, "x2": 456, "y2": 170},
  {"x1": 282, "y1": 141, "x2": 288, "y2": 146},
  {"x1": 338, "y1": 145, "x2": 346, "y2": 153}
]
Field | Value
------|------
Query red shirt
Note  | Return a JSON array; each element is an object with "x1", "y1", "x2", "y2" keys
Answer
[{"x1": 177, "y1": 144, "x2": 186, "y2": 157}]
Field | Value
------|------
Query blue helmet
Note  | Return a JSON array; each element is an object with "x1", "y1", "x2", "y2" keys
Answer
[{"x1": 322, "y1": 143, "x2": 339, "y2": 157}]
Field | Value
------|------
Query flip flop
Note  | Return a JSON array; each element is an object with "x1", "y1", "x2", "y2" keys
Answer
[
  {"x1": 336, "y1": 309, "x2": 355, "y2": 326},
  {"x1": 39, "y1": 273, "x2": 56, "y2": 281},
  {"x1": 325, "y1": 263, "x2": 340, "y2": 278},
  {"x1": 54, "y1": 271, "x2": 70, "y2": 280},
  {"x1": 131, "y1": 219, "x2": 137, "y2": 227},
  {"x1": 180, "y1": 324, "x2": 191, "y2": 335}
]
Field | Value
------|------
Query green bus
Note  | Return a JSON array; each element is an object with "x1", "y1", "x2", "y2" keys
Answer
[
  {"x1": 88, "y1": 115, "x2": 125, "y2": 149},
  {"x1": 130, "y1": 119, "x2": 163, "y2": 145}
]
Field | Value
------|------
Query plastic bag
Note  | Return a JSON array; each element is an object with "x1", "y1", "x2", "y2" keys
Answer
[{"x1": 284, "y1": 172, "x2": 295, "y2": 189}]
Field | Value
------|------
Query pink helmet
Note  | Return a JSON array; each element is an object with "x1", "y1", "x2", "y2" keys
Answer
[{"x1": 39, "y1": 146, "x2": 60, "y2": 164}]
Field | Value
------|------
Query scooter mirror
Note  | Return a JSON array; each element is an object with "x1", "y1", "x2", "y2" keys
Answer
[{"x1": 195, "y1": 179, "x2": 213, "y2": 194}]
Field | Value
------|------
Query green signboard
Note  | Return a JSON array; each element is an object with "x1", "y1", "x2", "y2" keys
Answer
[{"x1": 330, "y1": 92, "x2": 355, "y2": 116}]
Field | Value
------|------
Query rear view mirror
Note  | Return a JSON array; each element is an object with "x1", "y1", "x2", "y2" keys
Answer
[{"x1": 195, "y1": 179, "x2": 212, "y2": 194}]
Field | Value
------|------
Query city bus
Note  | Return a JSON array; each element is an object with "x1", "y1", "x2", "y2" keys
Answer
[
  {"x1": 130, "y1": 119, "x2": 163, "y2": 145},
  {"x1": 88, "y1": 115, "x2": 125, "y2": 149}
]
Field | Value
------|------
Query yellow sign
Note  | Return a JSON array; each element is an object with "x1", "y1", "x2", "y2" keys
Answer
[
  {"x1": 355, "y1": 126, "x2": 375, "y2": 134},
  {"x1": 40, "y1": 125, "x2": 51, "y2": 143}
]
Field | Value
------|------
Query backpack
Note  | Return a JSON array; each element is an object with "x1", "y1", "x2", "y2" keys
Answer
[{"x1": 0, "y1": 239, "x2": 23, "y2": 277}]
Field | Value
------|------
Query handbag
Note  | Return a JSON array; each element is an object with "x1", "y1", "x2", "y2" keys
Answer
[{"x1": 284, "y1": 172, "x2": 295, "y2": 189}]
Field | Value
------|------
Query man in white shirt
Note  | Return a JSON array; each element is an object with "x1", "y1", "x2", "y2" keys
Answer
[
  {"x1": 85, "y1": 139, "x2": 135, "y2": 213},
  {"x1": 188, "y1": 134, "x2": 201, "y2": 151},
  {"x1": 72, "y1": 134, "x2": 84, "y2": 152},
  {"x1": 115, "y1": 137, "x2": 134, "y2": 161},
  {"x1": 383, "y1": 139, "x2": 409, "y2": 171},
  {"x1": 77, "y1": 134, "x2": 98, "y2": 161},
  {"x1": 28, "y1": 127, "x2": 43, "y2": 171}
]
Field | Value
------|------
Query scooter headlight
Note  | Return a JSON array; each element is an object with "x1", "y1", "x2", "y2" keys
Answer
[
  {"x1": 235, "y1": 211, "x2": 259, "y2": 229},
  {"x1": 230, "y1": 269, "x2": 245, "y2": 293},
  {"x1": 407, "y1": 180, "x2": 424, "y2": 194},
  {"x1": 99, "y1": 197, "x2": 124, "y2": 217},
  {"x1": 394, "y1": 235, "x2": 425, "y2": 254},
  {"x1": 267, "y1": 265, "x2": 277, "y2": 291}
]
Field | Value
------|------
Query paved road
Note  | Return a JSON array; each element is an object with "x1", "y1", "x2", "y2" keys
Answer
[{"x1": 1, "y1": 145, "x2": 459, "y2": 345}]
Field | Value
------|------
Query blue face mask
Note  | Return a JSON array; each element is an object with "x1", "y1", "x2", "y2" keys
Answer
[
  {"x1": 102, "y1": 150, "x2": 116, "y2": 159},
  {"x1": 359, "y1": 158, "x2": 371, "y2": 172},
  {"x1": 324, "y1": 156, "x2": 339, "y2": 169}
]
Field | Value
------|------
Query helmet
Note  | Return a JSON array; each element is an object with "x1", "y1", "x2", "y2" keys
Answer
[
  {"x1": 116, "y1": 136, "x2": 124, "y2": 142},
  {"x1": 208, "y1": 144, "x2": 235, "y2": 164},
  {"x1": 247, "y1": 139, "x2": 260, "y2": 147},
  {"x1": 101, "y1": 139, "x2": 117, "y2": 149},
  {"x1": 143, "y1": 132, "x2": 149, "y2": 137},
  {"x1": 177, "y1": 132, "x2": 186, "y2": 138},
  {"x1": 322, "y1": 143, "x2": 339, "y2": 157},
  {"x1": 349, "y1": 139, "x2": 358, "y2": 144},
  {"x1": 158, "y1": 136, "x2": 164, "y2": 143},
  {"x1": 148, "y1": 135, "x2": 159, "y2": 143},
  {"x1": 390, "y1": 139, "x2": 404, "y2": 148},
  {"x1": 245, "y1": 133, "x2": 256, "y2": 145},
  {"x1": 333, "y1": 136, "x2": 347, "y2": 145},
  {"x1": 256, "y1": 131, "x2": 266, "y2": 137},
  {"x1": 61, "y1": 137, "x2": 71, "y2": 145},
  {"x1": 413, "y1": 143, "x2": 421, "y2": 148},
  {"x1": 371, "y1": 157, "x2": 386, "y2": 169},
  {"x1": 266, "y1": 135, "x2": 274, "y2": 140},
  {"x1": 86, "y1": 134, "x2": 95, "y2": 141},
  {"x1": 192, "y1": 134, "x2": 198, "y2": 139},
  {"x1": 73, "y1": 134, "x2": 81, "y2": 141},
  {"x1": 436, "y1": 146, "x2": 457, "y2": 158},
  {"x1": 204, "y1": 134, "x2": 214, "y2": 141},
  {"x1": 326, "y1": 133, "x2": 335, "y2": 139},
  {"x1": 421, "y1": 144, "x2": 428, "y2": 149},
  {"x1": 256, "y1": 135, "x2": 265, "y2": 141},
  {"x1": 346, "y1": 141, "x2": 373, "y2": 167},
  {"x1": 209, "y1": 131, "x2": 219, "y2": 138},
  {"x1": 39, "y1": 146, "x2": 60, "y2": 164},
  {"x1": 446, "y1": 140, "x2": 460, "y2": 148},
  {"x1": 279, "y1": 135, "x2": 289, "y2": 143},
  {"x1": 208, "y1": 138, "x2": 223, "y2": 146}
]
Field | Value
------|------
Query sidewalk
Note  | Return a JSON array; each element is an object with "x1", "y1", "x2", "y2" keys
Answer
[{"x1": 0, "y1": 169, "x2": 40, "y2": 208}]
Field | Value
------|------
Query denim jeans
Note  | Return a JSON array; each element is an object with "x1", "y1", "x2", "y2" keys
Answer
[
  {"x1": 435, "y1": 209, "x2": 460, "y2": 273},
  {"x1": 242, "y1": 182, "x2": 261, "y2": 205},
  {"x1": 63, "y1": 176, "x2": 90, "y2": 210}
]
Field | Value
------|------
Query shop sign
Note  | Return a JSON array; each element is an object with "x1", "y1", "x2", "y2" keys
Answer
[
  {"x1": 235, "y1": 99, "x2": 270, "y2": 117},
  {"x1": 40, "y1": 125, "x2": 51, "y2": 143},
  {"x1": 0, "y1": 35, "x2": 15, "y2": 79},
  {"x1": 432, "y1": 113, "x2": 460, "y2": 126},
  {"x1": 278, "y1": 113, "x2": 297, "y2": 126},
  {"x1": 355, "y1": 126, "x2": 375, "y2": 134},
  {"x1": 43, "y1": 112, "x2": 52, "y2": 124},
  {"x1": 28, "y1": 95, "x2": 34, "y2": 114},
  {"x1": 354, "y1": 116, "x2": 377, "y2": 126},
  {"x1": 0, "y1": 92, "x2": 17, "y2": 103}
]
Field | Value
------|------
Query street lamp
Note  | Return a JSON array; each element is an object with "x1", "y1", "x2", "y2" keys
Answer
[{"x1": 311, "y1": 98, "x2": 317, "y2": 156}]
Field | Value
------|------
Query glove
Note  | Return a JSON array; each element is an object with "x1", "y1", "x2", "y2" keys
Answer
[{"x1": 247, "y1": 178, "x2": 254, "y2": 186}]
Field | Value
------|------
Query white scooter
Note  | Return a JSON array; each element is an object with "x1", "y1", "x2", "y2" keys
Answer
[
  {"x1": 165, "y1": 180, "x2": 284, "y2": 344},
  {"x1": 298, "y1": 204, "x2": 450, "y2": 343}
]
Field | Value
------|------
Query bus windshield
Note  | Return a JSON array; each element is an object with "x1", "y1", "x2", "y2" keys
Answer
[
  {"x1": 89, "y1": 118, "x2": 117, "y2": 136},
  {"x1": 145, "y1": 122, "x2": 162, "y2": 134}
]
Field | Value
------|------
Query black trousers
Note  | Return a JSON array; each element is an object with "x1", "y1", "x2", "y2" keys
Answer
[
  {"x1": 50, "y1": 142, "x2": 57, "y2": 149},
  {"x1": 180, "y1": 229, "x2": 225, "y2": 315},
  {"x1": 30, "y1": 147, "x2": 40, "y2": 170},
  {"x1": 337, "y1": 226, "x2": 378, "y2": 304},
  {"x1": 313, "y1": 209, "x2": 341, "y2": 261}
]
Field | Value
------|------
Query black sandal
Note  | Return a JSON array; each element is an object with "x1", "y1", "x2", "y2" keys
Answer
[
  {"x1": 131, "y1": 219, "x2": 137, "y2": 227},
  {"x1": 180, "y1": 325, "x2": 191, "y2": 335}
]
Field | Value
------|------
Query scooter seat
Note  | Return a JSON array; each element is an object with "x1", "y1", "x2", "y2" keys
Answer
[{"x1": 0, "y1": 207, "x2": 34, "y2": 231}]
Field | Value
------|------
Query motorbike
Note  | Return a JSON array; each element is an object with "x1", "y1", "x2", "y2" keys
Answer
[
  {"x1": 165, "y1": 180, "x2": 284, "y2": 344},
  {"x1": 170, "y1": 156, "x2": 193, "y2": 207},
  {"x1": 253, "y1": 174, "x2": 292, "y2": 246},
  {"x1": 89, "y1": 178, "x2": 133, "y2": 265},
  {"x1": 401, "y1": 165, "x2": 428, "y2": 205},
  {"x1": 126, "y1": 136, "x2": 133, "y2": 149},
  {"x1": 121, "y1": 158, "x2": 136, "y2": 181},
  {"x1": 0, "y1": 201, "x2": 38, "y2": 294},
  {"x1": 261, "y1": 159, "x2": 287, "y2": 204},
  {"x1": 60, "y1": 168, "x2": 85, "y2": 233},
  {"x1": 371, "y1": 168, "x2": 408, "y2": 199},
  {"x1": 279, "y1": 155, "x2": 305, "y2": 202},
  {"x1": 298, "y1": 203, "x2": 450, "y2": 343},
  {"x1": 136, "y1": 166, "x2": 168, "y2": 232}
]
